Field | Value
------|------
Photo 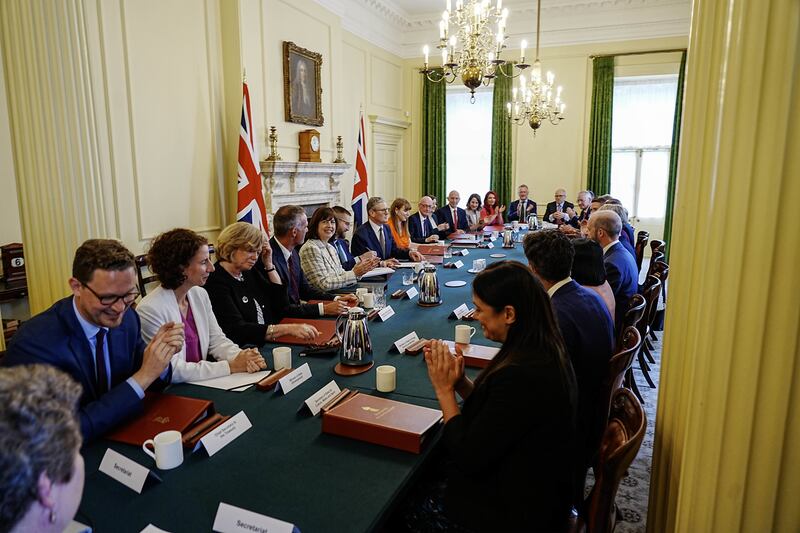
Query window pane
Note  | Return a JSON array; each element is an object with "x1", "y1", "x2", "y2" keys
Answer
[
  {"x1": 446, "y1": 88, "x2": 492, "y2": 202},
  {"x1": 638, "y1": 151, "x2": 670, "y2": 218},
  {"x1": 612, "y1": 76, "x2": 678, "y2": 148},
  {"x1": 611, "y1": 151, "x2": 637, "y2": 210}
]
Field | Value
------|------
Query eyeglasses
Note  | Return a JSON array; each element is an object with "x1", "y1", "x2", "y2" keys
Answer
[
  {"x1": 81, "y1": 283, "x2": 140, "y2": 306},
  {"x1": 335, "y1": 218, "x2": 352, "y2": 226},
  {"x1": 372, "y1": 208, "x2": 389, "y2": 213}
]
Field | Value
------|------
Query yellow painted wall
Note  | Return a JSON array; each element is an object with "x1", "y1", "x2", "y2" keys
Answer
[{"x1": 402, "y1": 36, "x2": 687, "y2": 207}]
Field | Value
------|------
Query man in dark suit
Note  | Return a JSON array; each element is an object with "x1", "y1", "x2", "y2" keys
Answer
[
  {"x1": 589, "y1": 210, "x2": 639, "y2": 327},
  {"x1": 408, "y1": 196, "x2": 448, "y2": 244},
  {"x1": 331, "y1": 205, "x2": 376, "y2": 270},
  {"x1": 269, "y1": 205, "x2": 352, "y2": 317},
  {"x1": 543, "y1": 188, "x2": 576, "y2": 225},
  {"x1": 507, "y1": 184, "x2": 537, "y2": 222},
  {"x1": 523, "y1": 229, "x2": 615, "y2": 504},
  {"x1": 351, "y1": 196, "x2": 424, "y2": 264},
  {"x1": 568, "y1": 190, "x2": 593, "y2": 229},
  {"x1": 2, "y1": 239, "x2": 183, "y2": 442},
  {"x1": 435, "y1": 190, "x2": 469, "y2": 237}
]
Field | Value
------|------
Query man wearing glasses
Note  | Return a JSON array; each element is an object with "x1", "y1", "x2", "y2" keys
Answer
[
  {"x1": 3, "y1": 239, "x2": 184, "y2": 442},
  {"x1": 351, "y1": 197, "x2": 424, "y2": 265}
]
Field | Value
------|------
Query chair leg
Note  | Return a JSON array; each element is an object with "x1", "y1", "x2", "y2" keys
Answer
[
  {"x1": 650, "y1": 329, "x2": 658, "y2": 341},
  {"x1": 646, "y1": 337, "x2": 655, "y2": 351},
  {"x1": 637, "y1": 350, "x2": 656, "y2": 388},
  {"x1": 625, "y1": 368, "x2": 644, "y2": 402},
  {"x1": 643, "y1": 342, "x2": 656, "y2": 364}
]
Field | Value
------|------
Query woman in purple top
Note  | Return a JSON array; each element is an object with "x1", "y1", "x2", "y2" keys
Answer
[{"x1": 137, "y1": 229, "x2": 266, "y2": 383}]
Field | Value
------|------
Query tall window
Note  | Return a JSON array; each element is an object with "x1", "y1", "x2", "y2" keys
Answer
[
  {"x1": 446, "y1": 87, "x2": 492, "y2": 200},
  {"x1": 610, "y1": 76, "x2": 678, "y2": 222}
]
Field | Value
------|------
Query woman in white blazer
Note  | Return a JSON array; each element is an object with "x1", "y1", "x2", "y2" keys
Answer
[{"x1": 138, "y1": 229, "x2": 266, "y2": 383}]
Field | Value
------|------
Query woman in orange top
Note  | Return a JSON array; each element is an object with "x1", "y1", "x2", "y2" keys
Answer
[
  {"x1": 480, "y1": 190, "x2": 506, "y2": 226},
  {"x1": 388, "y1": 197, "x2": 412, "y2": 250}
]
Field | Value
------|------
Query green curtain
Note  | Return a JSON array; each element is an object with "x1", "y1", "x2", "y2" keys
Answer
[
  {"x1": 586, "y1": 56, "x2": 615, "y2": 196},
  {"x1": 490, "y1": 73, "x2": 513, "y2": 204},
  {"x1": 421, "y1": 70, "x2": 446, "y2": 204},
  {"x1": 663, "y1": 51, "x2": 687, "y2": 260}
]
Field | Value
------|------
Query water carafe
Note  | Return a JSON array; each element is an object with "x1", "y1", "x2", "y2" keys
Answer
[
  {"x1": 418, "y1": 263, "x2": 441, "y2": 305},
  {"x1": 335, "y1": 307, "x2": 373, "y2": 366}
]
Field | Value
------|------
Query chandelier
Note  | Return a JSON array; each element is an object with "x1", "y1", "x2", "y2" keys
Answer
[
  {"x1": 507, "y1": 0, "x2": 565, "y2": 133},
  {"x1": 420, "y1": 0, "x2": 529, "y2": 103}
]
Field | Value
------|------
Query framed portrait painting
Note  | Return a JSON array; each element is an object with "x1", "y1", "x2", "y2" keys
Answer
[{"x1": 283, "y1": 41, "x2": 323, "y2": 126}]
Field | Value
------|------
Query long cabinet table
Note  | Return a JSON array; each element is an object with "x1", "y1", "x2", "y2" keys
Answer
[{"x1": 77, "y1": 238, "x2": 528, "y2": 532}]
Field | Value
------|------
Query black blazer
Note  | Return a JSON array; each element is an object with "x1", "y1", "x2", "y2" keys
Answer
[
  {"x1": 269, "y1": 236, "x2": 330, "y2": 317},
  {"x1": 203, "y1": 261, "x2": 291, "y2": 346},
  {"x1": 543, "y1": 201, "x2": 575, "y2": 223},
  {"x1": 434, "y1": 205, "x2": 469, "y2": 235},
  {"x1": 350, "y1": 221, "x2": 411, "y2": 260},
  {"x1": 507, "y1": 199, "x2": 537, "y2": 222},
  {"x1": 551, "y1": 280, "x2": 615, "y2": 461},
  {"x1": 407, "y1": 212, "x2": 437, "y2": 244},
  {"x1": 569, "y1": 207, "x2": 592, "y2": 228},
  {"x1": 333, "y1": 237, "x2": 357, "y2": 270},
  {"x1": 442, "y1": 360, "x2": 577, "y2": 531},
  {"x1": 2, "y1": 297, "x2": 170, "y2": 442}
]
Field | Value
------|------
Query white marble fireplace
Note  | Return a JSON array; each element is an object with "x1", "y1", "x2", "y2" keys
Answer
[{"x1": 260, "y1": 161, "x2": 350, "y2": 218}]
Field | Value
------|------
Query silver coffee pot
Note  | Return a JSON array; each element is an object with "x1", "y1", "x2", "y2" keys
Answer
[
  {"x1": 335, "y1": 307, "x2": 373, "y2": 366},
  {"x1": 502, "y1": 228, "x2": 514, "y2": 247},
  {"x1": 528, "y1": 213, "x2": 539, "y2": 230},
  {"x1": 418, "y1": 263, "x2": 441, "y2": 305}
]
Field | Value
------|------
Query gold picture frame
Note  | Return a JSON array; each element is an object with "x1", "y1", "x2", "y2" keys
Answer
[{"x1": 283, "y1": 41, "x2": 324, "y2": 126}]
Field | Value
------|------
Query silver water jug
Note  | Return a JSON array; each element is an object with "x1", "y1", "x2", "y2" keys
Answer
[
  {"x1": 335, "y1": 307, "x2": 373, "y2": 366},
  {"x1": 418, "y1": 263, "x2": 441, "y2": 305},
  {"x1": 528, "y1": 213, "x2": 538, "y2": 230},
  {"x1": 502, "y1": 228, "x2": 514, "y2": 247}
]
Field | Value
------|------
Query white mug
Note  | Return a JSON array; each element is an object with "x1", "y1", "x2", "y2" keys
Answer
[
  {"x1": 455, "y1": 325, "x2": 477, "y2": 344},
  {"x1": 273, "y1": 346, "x2": 292, "y2": 370},
  {"x1": 376, "y1": 365, "x2": 396, "y2": 392},
  {"x1": 355, "y1": 288, "x2": 368, "y2": 302},
  {"x1": 362, "y1": 292, "x2": 374, "y2": 308},
  {"x1": 142, "y1": 430, "x2": 183, "y2": 470}
]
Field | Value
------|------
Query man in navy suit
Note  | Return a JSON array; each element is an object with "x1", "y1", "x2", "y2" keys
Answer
[
  {"x1": 507, "y1": 184, "x2": 537, "y2": 222},
  {"x1": 331, "y1": 205, "x2": 376, "y2": 270},
  {"x1": 567, "y1": 190, "x2": 593, "y2": 230},
  {"x1": 543, "y1": 188, "x2": 576, "y2": 225},
  {"x1": 523, "y1": 229, "x2": 614, "y2": 503},
  {"x1": 408, "y1": 196, "x2": 448, "y2": 244},
  {"x1": 434, "y1": 190, "x2": 469, "y2": 237},
  {"x1": 2, "y1": 240, "x2": 183, "y2": 442},
  {"x1": 589, "y1": 210, "x2": 639, "y2": 327},
  {"x1": 351, "y1": 196, "x2": 424, "y2": 265},
  {"x1": 269, "y1": 205, "x2": 353, "y2": 317}
]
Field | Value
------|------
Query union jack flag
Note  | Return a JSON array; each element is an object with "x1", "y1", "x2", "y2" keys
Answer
[
  {"x1": 237, "y1": 82, "x2": 269, "y2": 232},
  {"x1": 351, "y1": 111, "x2": 369, "y2": 227}
]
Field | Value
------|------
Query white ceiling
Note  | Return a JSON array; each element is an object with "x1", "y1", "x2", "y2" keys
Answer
[{"x1": 313, "y1": 0, "x2": 691, "y2": 58}]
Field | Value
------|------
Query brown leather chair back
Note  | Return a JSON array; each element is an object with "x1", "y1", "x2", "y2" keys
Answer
[
  {"x1": 638, "y1": 276, "x2": 662, "y2": 339},
  {"x1": 135, "y1": 244, "x2": 215, "y2": 298},
  {"x1": 581, "y1": 389, "x2": 647, "y2": 533},
  {"x1": 634, "y1": 231, "x2": 649, "y2": 274},
  {"x1": 607, "y1": 327, "x2": 641, "y2": 399},
  {"x1": 649, "y1": 239, "x2": 665, "y2": 254},
  {"x1": 616, "y1": 294, "x2": 645, "y2": 349}
]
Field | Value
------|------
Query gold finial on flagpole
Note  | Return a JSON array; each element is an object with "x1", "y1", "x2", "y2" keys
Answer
[{"x1": 243, "y1": 68, "x2": 247, "y2": 83}]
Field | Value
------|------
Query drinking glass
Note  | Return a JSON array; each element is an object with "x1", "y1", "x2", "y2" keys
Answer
[
  {"x1": 373, "y1": 286, "x2": 386, "y2": 309},
  {"x1": 402, "y1": 271, "x2": 413, "y2": 286}
]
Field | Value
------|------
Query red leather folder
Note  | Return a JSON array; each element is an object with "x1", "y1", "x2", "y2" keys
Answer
[
  {"x1": 322, "y1": 393, "x2": 442, "y2": 453},
  {"x1": 106, "y1": 393, "x2": 216, "y2": 447},
  {"x1": 273, "y1": 318, "x2": 338, "y2": 345},
  {"x1": 422, "y1": 255, "x2": 444, "y2": 264},
  {"x1": 417, "y1": 244, "x2": 450, "y2": 255},
  {"x1": 443, "y1": 340, "x2": 500, "y2": 369}
]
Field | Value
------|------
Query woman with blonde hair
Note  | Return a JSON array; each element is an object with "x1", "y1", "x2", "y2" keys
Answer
[
  {"x1": 204, "y1": 222, "x2": 320, "y2": 347},
  {"x1": 388, "y1": 197, "x2": 413, "y2": 250}
]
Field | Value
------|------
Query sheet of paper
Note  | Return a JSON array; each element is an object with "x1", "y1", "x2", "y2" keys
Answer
[
  {"x1": 361, "y1": 267, "x2": 395, "y2": 278},
  {"x1": 395, "y1": 262, "x2": 421, "y2": 268},
  {"x1": 188, "y1": 371, "x2": 270, "y2": 391}
]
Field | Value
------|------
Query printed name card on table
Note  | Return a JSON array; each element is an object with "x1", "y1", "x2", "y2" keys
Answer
[
  {"x1": 453, "y1": 260, "x2": 464, "y2": 269},
  {"x1": 457, "y1": 249, "x2": 469, "y2": 256},
  {"x1": 449, "y1": 303, "x2": 470, "y2": 320},
  {"x1": 378, "y1": 305, "x2": 395, "y2": 321},
  {"x1": 99, "y1": 449, "x2": 160, "y2": 494},
  {"x1": 276, "y1": 362, "x2": 312, "y2": 395},
  {"x1": 486, "y1": 242, "x2": 495, "y2": 249},
  {"x1": 140, "y1": 525, "x2": 171, "y2": 533},
  {"x1": 393, "y1": 331, "x2": 420, "y2": 352},
  {"x1": 212, "y1": 502, "x2": 294, "y2": 533},
  {"x1": 405, "y1": 287, "x2": 418, "y2": 299},
  {"x1": 199, "y1": 411, "x2": 252, "y2": 457},
  {"x1": 303, "y1": 380, "x2": 341, "y2": 416}
]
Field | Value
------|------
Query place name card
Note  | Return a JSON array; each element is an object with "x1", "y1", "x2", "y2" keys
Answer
[
  {"x1": 453, "y1": 260, "x2": 464, "y2": 269},
  {"x1": 486, "y1": 242, "x2": 495, "y2": 249},
  {"x1": 378, "y1": 305, "x2": 395, "y2": 321},
  {"x1": 450, "y1": 303, "x2": 470, "y2": 319},
  {"x1": 405, "y1": 286, "x2": 418, "y2": 299},
  {"x1": 212, "y1": 502, "x2": 294, "y2": 533},
  {"x1": 459, "y1": 249, "x2": 469, "y2": 256},
  {"x1": 140, "y1": 525, "x2": 170, "y2": 533},
  {"x1": 99, "y1": 449, "x2": 159, "y2": 494},
  {"x1": 276, "y1": 362, "x2": 312, "y2": 395},
  {"x1": 304, "y1": 380, "x2": 341, "y2": 416},
  {"x1": 64, "y1": 520, "x2": 92, "y2": 533},
  {"x1": 393, "y1": 331, "x2": 419, "y2": 352},
  {"x1": 200, "y1": 411, "x2": 252, "y2": 457}
]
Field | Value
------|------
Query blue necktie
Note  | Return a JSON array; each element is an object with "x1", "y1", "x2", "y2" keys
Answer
[
  {"x1": 95, "y1": 328, "x2": 109, "y2": 395},
  {"x1": 423, "y1": 218, "x2": 432, "y2": 237},
  {"x1": 336, "y1": 240, "x2": 348, "y2": 265}
]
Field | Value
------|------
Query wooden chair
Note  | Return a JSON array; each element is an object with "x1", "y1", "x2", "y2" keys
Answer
[
  {"x1": 634, "y1": 276, "x2": 662, "y2": 389},
  {"x1": 649, "y1": 239, "x2": 665, "y2": 254},
  {"x1": 634, "y1": 231, "x2": 649, "y2": 275},
  {"x1": 135, "y1": 243, "x2": 215, "y2": 298},
  {"x1": 577, "y1": 389, "x2": 647, "y2": 533},
  {"x1": 617, "y1": 294, "x2": 647, "y2": 402}
]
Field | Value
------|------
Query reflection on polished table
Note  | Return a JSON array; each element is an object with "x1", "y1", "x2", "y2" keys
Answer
[{"x1": 78, "y1": 235, "x2": 527, "y2": 532}]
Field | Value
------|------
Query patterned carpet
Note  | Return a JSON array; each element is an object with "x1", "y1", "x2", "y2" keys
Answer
[{"x1": 585, "y1": 330, "x2": 662, "y2": 532}]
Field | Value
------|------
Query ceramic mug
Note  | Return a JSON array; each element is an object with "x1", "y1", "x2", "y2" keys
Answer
[
  {"x1": 142, "y1": 430, "x2": 184, "y2": 470},
  {"x1": 455, "y1": 324, "x2": 477, "y2": 344}
]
